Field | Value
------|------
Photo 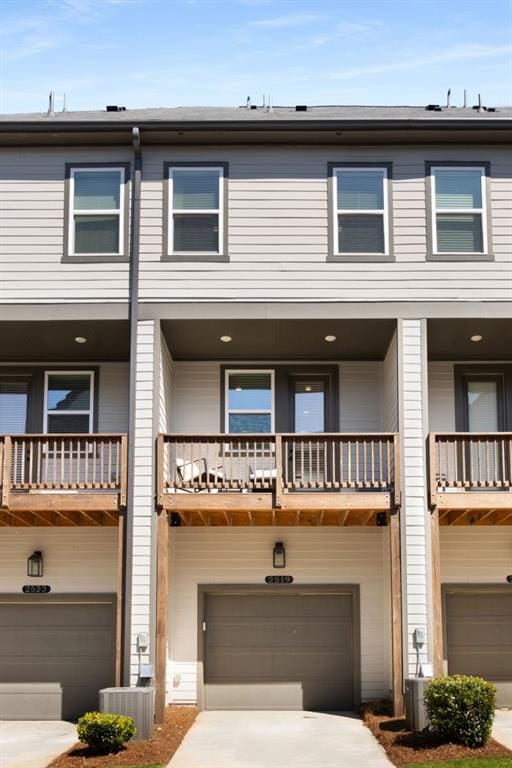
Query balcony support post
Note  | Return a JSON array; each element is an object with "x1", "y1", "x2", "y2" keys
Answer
[
  {"x1": 1, "y1": 436, "x2": 11, "y2": 509},
  {"x1": 115, "y1": 510, "x2": 125, "y2": 686},
  {"x1": 155, "y1": 508, "x2": 169, "y2": 724},
  {"x1": 431, "y1": 507, "x2": 443, "y2": 677},
  {"x1": 390, "y1": 508, "x2": 404, "y2": 715}
]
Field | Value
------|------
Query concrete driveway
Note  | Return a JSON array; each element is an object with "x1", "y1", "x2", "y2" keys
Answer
[
  {"x1": 493, "y1": 709, "x2": 512, "y2": 750},
  {"x1": 168, "y1": 711, "x2": 393, "y2": 768},
  {"x1": 0, "y1": 721, "x2": 77, "y2": 768}
]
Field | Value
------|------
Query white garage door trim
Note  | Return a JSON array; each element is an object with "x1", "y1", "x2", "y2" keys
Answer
[{"x1": 197, "y1": 584, "x2": 361, "y2": 711}]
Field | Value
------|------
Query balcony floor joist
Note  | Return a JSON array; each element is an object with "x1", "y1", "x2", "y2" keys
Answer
[
  {"x1": 167, "y1": 508, "x2": 389, "y2": 527},
  {"x1": 438, "y1": 508, "x2": 512, "y2": 526},
  {"x1": 0, "y1": 508, "x2": 120, "y2": 526}
]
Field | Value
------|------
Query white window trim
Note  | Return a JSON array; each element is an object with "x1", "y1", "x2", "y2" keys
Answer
[
  {"x1": 224, "y1": 369, "x2": 275, "y2": 433},
  {"x1": 43, "y1": 370, "x2": 94, "y2": 434},
  {"x1": 69, "y1": 167, "x2": 125, "y2": 257},
  {"x1": 168, "y1": 166, "x2": 224, "y2": 256},
  {"x1": 333, "y1": 167, "x2": 389, "y2": 256},
  {"x1": 431, "y1": 166, "x2": 487, "y2": 255}
]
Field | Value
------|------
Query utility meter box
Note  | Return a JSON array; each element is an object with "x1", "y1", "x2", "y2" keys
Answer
[
  {"x1": 99, "y1": 687, "x2": 155, "y2": 741},
  {"x1": 405, "y1": 678, "x2": 431, "y2": 732}
]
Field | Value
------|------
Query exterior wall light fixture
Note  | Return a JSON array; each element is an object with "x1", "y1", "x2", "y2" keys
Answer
[
  {"x1": 27, "y1": 551, "x2": 44, "y2": 577},
  {"x1": 273, "y1": 541, "x2": 286, "y2": 569}
]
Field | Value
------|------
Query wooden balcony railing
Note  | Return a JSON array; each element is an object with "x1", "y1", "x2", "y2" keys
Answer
[
  {"x1": 0, "y1": 434, "x2": 128, "y2": 518},
  {"x1": 429, "y1": 432, "x2": 512, "y2": 516},
  {"x1": 158, "y1": 433, "x2": 400, "y2": 524}
]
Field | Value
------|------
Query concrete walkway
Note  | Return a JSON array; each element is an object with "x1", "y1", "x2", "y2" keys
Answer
[
  {"x1": 168, "y1": 711, "x2": 393, "y2": 768},
  {"x1": 493, "y1": 709, "x2": 512, "y2": 750},
  {"x1": 0, "y1": 721, "x2": 77, "y2": 768}
]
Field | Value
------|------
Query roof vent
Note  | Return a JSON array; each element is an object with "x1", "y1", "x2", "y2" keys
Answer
[
  {"x1": 106, "y1": 105, "x2": 126, "y2": 112},
  {"x1": 425, "y1": 104, "x2": 442, "y2": 111},
  {"x1": 295, "y1": 105, "x2": 308, "y2": 112}
]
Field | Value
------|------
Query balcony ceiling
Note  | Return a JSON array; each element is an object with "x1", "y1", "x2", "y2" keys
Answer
[
  {"x1": 428, "y1": 319, "x2": 512, "y2": 360},
  {"x1": 0, "y1": 321, "x2": 129, "y2": 362},
  {"x1": 162, "y1": 319, "x2": 395, "y2": 361}
]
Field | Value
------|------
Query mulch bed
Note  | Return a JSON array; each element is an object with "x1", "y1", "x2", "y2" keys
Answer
[
  {"x1": 48, "y1": 706, "x2": 198, "y2": 768},
  {"x1": 363, "y1": 711, "x2": 512, "y2": 767}
]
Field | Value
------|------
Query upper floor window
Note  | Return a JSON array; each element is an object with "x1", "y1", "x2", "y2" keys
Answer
[
  {"x1": 329, "y1": 164, "x2": 392, "y2": 262},
  {"x1": 164, "y1": 163, "x2": 228, "y2": 261},
  {"x1": 44, "y1": 371, "x2": 94, "y2": 433},
  {"x1": 64, "y1": 164, "x2": 129, "y2": 262},
  {"x1": 427, "y1": 163, "x2": 491, "y2": 261}
]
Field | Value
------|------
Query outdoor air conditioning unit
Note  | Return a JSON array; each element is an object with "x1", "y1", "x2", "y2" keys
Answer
[
  {"x1": 99, "y1": 687, "x2": 155, "y2": 741},
  {"x1": 405, "y1": 678, "x2": 431, "y2": 732}
]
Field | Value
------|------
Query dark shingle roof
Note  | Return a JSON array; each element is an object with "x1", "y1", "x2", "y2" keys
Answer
[{"x1": 1, "y1": 104, "x2": 511, "y2": 124}]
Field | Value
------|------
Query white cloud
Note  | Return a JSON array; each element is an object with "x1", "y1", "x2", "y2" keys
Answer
[
  {"x1": 249, "y1": 12, "x2": 324, "y2": 28},
  {"x1": 329, "y1": 44, "x2": 512, "y2": 80}
]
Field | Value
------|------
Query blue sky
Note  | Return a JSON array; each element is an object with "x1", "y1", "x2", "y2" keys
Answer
[{"x1": 1, "y1": 0, "x2": 511, "y2": 113}]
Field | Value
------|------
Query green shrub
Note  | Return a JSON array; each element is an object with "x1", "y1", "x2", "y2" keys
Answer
[
  {"x1": 423, "y1": 675, "x2": 496, "y2": 747},
  {"x1": 77, "y1": 711, "x2": 136, "y2": 752}
]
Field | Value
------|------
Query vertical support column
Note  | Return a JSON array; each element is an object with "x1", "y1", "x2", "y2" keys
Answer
[
  {"x1": 155, "y1": 509, "x2": 169, "y2": 723},
  {"x1": 390, "y1": 508, "x2": 404, "y2": 715},
  {"x1": 431, "y1": 508, "x2": 443, "y2": 676},
  {"x1": 115, "y1": 511, "x2": 125, "y2": 686},
  {"x1": 127, "y1": 319, "x2": 159, "y2": 686},
  {"x1": 397, "y1": 318, "x2": 433, "y2": 678}
]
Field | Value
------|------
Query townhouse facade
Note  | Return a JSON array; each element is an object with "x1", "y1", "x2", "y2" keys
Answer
[{"x1": 0, "y1": 105, "x2": 511, "y2": 722}]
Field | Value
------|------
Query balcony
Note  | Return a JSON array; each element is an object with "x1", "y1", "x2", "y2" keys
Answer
[
  {"x1": 429, "y1": 432, "x2": 512, "y2": 525},
  {"x1": 158, "y1": 433, "x2": 400, "y2": 526},
  {"x1": 0, "y1": 434, "x2": 127, "y2": 526}
]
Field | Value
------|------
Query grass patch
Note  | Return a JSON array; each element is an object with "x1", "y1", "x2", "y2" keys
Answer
[{"x1": 404, "y1": 758, "x2": 512, "y2": 768}]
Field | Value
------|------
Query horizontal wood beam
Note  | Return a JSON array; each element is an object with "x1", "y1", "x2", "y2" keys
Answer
[
  {"x1": 279, "y1": 492, "x2": 391, "y2": 511},
  {"x1": 7, "y1": 492, "x2": 121, "y2": 513},
  {"x1": 435, "y1": 492, "x2": 512, "y2": 511}
]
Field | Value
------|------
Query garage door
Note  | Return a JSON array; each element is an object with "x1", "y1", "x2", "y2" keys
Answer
[
  {"x1": 203, "y1": 590, "x2": 357, "y2": 711},
  {"x1": 0, "y1": 595, "x2": 116, "y2": 720},
  {"x1": 445, "y1": 589, "x2": 512, "y2": 706}
]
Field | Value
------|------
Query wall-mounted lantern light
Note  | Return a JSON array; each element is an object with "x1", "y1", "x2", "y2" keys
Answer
[
  {"x1": 273, "y1": 542, "x2": 286, "y2": 569},
  {"x1": 27, "y1": 551, "x2": 43, "y2": 578}
]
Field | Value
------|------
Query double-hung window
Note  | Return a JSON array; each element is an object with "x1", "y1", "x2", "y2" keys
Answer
[
  {"x1": 66, "y1": 165, "x2": 127, "y2": 260},
  {"x1": 166, "y1": 164, "x2": 227, "y2": 259},
  {"x1": 225, "y1": 371, "x2": 274, "y2": 433},
  {"x1": 44, "y1": 372, "x2": 94, "y2": 434},
  {"x1": 330, "y1": 165, "x2": 391, "y2": 260},
  {"x1": 429, "y1": 165, "x2": 488, "y2": 258}
]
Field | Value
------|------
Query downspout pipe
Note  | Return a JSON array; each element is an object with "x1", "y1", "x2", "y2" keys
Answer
[{"x1": 123, "y1": 126, "x2": 142, "y2": 686}]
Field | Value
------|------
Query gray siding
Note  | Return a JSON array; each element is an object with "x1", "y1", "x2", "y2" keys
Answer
[
  {"x1": 428, "y1": 362, "x2": 456, "y2": 432},
  {"x1": 98, "y1": 363, "x2": 129, "y2": 432},
  {"x1": 1, "y1": 144, "x2": 510, "y2": 305},
  {"x1": 383, "y1": 333, "x2": 398, "y2": 432},
  {"x1": 0, "y1": 148, "x2": 130, "y2": 303},
  {"x1": 139, "y1": 145, "x2": 512, "y2": 303},
  {"x1": 169, "y1": 361, "x2": 384, "y2": 433}
]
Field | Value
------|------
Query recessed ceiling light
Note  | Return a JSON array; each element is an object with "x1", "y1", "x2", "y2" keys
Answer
[
  {"x1": 324, "y1": 334, "x2": 337, "y2": 343},
  {"x1": 235, "y1": 387, "x2": 242, "y2": 392},
  {"x1": 470, "y1": 334, "x2": 483, "y2": 343},
  {"x1": 220, "y1": 335, "x2": 232, "y2": 343},
  {"x1": 74, "y1": 336, "x2": 87, "y2": 344},
  {"x1": 305, "y1": 385, "x2": 312, "y2": 392}
]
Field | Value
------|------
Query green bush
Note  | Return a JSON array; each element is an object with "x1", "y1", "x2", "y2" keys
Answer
[
  {"x1": 77, "y1": 711, "x2": 136, "y2": 752},
  {"x1": 423, "y1": 675, "x2": 496, "y2": 747}
]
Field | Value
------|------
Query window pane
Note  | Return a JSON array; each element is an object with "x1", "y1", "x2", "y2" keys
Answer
[
  {"x1": 338, "y1": 214, "x2": 384, "y2": 253},
  {"x1": 337, "y1": 170, "x2": 384, "y2": 210},
  {"x1": 294, "y1": 381, "x2": 325, "y2": 433},
  {"x1": 173, "y1": 214, "x2": 219, "y2": 252},
  {"x1": 0, "y1": 380, "x2": 28, "y2": 432},
  {"x1": 47, "y1": 374, "x2": 91, "y2": 412},
  {"x1": 47, "y1": 414, "x2": 90, "y2": 433},
  {"x1": 74, "y1": 215, "x2": 120, "y2": 254},
  {"x1": 436, "y1": 214, "x2": 483, "y2": 253},
  {"x1": 74, "y1": 170, "x2": 121, "y2": 210},
  {"x1": 435, "y1": 169, "x2": 482, "y2": 209},
  {"x1": 173, "y1": 170, "x2": 219, "y2": 210},
  {"x1": 228, "y1": 373, "x2": 272, "y2": 410},
  {"x1": 467, "y1": 380, "x2": 498, "y2": 431},
  {"x1": 229, "y1": 413, "x2": 271, "y2": 433}
]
